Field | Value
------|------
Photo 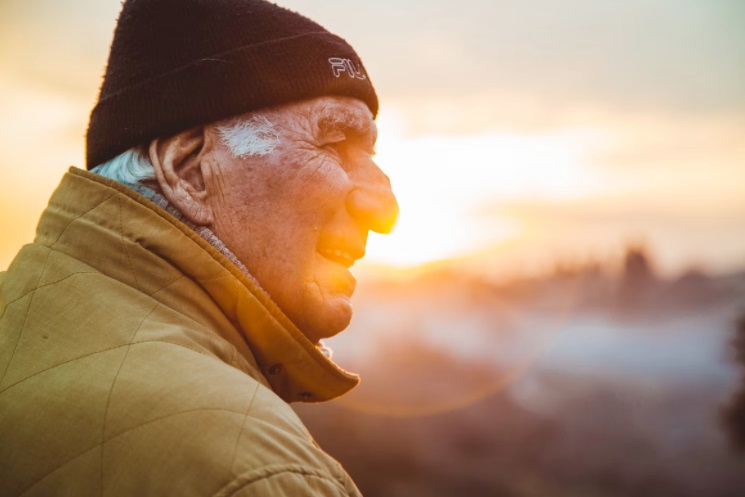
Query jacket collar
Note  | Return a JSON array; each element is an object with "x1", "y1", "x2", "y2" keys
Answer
[{"x1": 36, "y1": 168, "x2": 359, "y2": 402}]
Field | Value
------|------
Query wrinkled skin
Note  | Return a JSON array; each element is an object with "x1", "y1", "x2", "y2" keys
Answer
[{"x1": 149, "y1": 96, "x2": 398, "y2": 343}]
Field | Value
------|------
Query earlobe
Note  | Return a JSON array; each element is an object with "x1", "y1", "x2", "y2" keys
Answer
[{"x1": 149, "y1": 128, "x2": 214, "y2": 226}]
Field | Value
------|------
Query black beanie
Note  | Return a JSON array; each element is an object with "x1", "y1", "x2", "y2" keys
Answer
[{"x1": 86, "y1": 0, "x2": 378, "y2": 168}]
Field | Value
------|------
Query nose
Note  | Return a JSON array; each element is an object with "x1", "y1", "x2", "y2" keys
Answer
[{"x1": 346, "y1": 159, "x2": 399, "y2": 234}]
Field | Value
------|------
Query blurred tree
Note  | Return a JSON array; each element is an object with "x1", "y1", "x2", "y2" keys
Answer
[
  {"x1": 616, "y1": 242, "x2": 657, "y2": 312},
  {"x1": 622, "y1": 243, "x2": 656, "y2": 288},
  {"x1": 723, "y1": 310, "x2": 745, "y2": 451}
]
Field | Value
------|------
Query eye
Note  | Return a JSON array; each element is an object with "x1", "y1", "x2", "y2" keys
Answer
[
  {"x1": 321, "y1": 131, "x2": 347, "y2": 156},
  {"x1": 321, "y1": 142, "x2": 342, "y2": 158}
]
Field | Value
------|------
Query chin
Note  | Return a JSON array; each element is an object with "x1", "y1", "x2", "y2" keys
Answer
[{"x1": 302, "y1": 298, "x2": 354, "y2": 344}]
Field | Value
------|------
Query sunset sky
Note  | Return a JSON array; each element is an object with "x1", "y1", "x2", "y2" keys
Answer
[{"x1": 1, "y1": 0, "x2": 743, "y2": 277}]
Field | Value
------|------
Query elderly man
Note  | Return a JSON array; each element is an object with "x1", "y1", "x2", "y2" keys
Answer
[{"x1": 0, "y1": 1, "x2": 396, "y2": 496}]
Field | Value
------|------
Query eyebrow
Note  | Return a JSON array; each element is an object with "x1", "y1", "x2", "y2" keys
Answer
[{"x1": 317, "y1": 106, "x2": 377, "y2": 149}]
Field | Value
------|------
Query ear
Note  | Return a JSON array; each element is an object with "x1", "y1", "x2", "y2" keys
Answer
[{"x1": 149, "y1": 127, "x2": 213, "y2": 226}]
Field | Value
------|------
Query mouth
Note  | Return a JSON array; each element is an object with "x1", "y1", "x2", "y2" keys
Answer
[{"x1": 318, "y1": 247, "x2": 360, "y2": 268}]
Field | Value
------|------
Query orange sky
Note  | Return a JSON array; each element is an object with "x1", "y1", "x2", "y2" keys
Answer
[{"x1": 1, "y1": 0, "x2": 744, "y2": 277}]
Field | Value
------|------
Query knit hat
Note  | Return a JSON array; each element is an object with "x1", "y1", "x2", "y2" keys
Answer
[{"x1": 86, "y1": 0, "x2": 378, "y2": 168}]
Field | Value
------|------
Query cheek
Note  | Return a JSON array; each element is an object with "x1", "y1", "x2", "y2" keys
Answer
[
  {"x1": 283, "y1": 156, "x2": 351, "y2": 219},
  {"x1": 288, "y1": 148, "x2": 349, "y2": 187}
]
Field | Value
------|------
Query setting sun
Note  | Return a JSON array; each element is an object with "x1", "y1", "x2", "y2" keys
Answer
[{"x1": 362, "y1": 110, "x2": 612, "y2": 269}]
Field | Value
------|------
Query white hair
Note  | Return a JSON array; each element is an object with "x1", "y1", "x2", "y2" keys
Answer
[
  {"x1": 91, "y1": 114, "x2": 279, "y2": 185},
  {"x1": 90, "y1": 147, "x2": 154, "y2": 185},
  {"x1": 216, "y1": 114, "x2": 279, "y2": 158}
]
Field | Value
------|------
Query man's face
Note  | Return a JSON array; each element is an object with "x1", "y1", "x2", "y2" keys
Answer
[{"x1": 203, "y1": 97, "x2": 398, "y2": 343}]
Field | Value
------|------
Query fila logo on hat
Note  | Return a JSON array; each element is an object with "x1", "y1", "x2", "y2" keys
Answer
[{"x1": 328, "y1": 57, "x2": 367, "y2": 80}]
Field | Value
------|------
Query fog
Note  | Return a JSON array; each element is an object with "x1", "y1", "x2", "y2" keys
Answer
[{"x1": 296, "y1": 245, "x2": 745, "y2": 496}]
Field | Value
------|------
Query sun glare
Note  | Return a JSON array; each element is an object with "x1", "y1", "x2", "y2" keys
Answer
[{"x1": 363, "y1": 110, "x2": 610, "y2": 269}]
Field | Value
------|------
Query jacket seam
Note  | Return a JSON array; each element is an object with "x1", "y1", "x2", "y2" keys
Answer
[
  {"x1": 21, "y1": 244, "x2": 244, "y2": 371},
  {"x1": 118, "y1": 195, "x2": 142, "y2": 292},
  {"x1": 229, "y1": 383, "x2": 260, "y2": 477},
  {"x1": 17, "y1": 407, "x2": 251, "y2": 497},
  {"x1": 213, "y1": 465, "x2": 349, "y2": 497},
  {"x1": 0, "y1": 268, "x2": 99, "y2": 322},
  {"x1": 0, "y1": 248, "x2": 52, "y2": 385},
  {"x1": 100, "y1": 302, "x2": 159, "y2": 497},
  {"x1": 0, "y1": 338, "x2": 239, "y2": 396}
]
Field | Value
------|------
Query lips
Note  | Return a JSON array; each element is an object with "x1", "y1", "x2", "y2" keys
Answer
[
  {"x1": 319, "y1": 248, "x2": 355, "y2": 267},
  {"x1": 317, "y1": 242, "x2": 365, "y2": 269}
]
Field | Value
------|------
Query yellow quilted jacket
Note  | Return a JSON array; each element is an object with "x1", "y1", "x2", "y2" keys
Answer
[{"x1": 0, "y1": 169, "x2": 362, "y2": 496}]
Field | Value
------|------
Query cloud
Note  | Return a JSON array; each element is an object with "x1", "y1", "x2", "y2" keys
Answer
[
  {"x1": 4, "y1": 0, "x2": 743, "y2": 117},
  {"x1": 284, "y1": 0, "x2": 745, "y2": 117},
  {"x1": 0, "y1": 0, "x2": 119, "y2": 98}
]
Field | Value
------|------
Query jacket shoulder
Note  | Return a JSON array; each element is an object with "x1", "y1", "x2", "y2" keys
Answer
[
  {"x1": 99, "y1": 342, "x2": 358, "y2": 497},
  {"x1": 218, "y1": 383, "x2": 361, "y2": 496}
]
